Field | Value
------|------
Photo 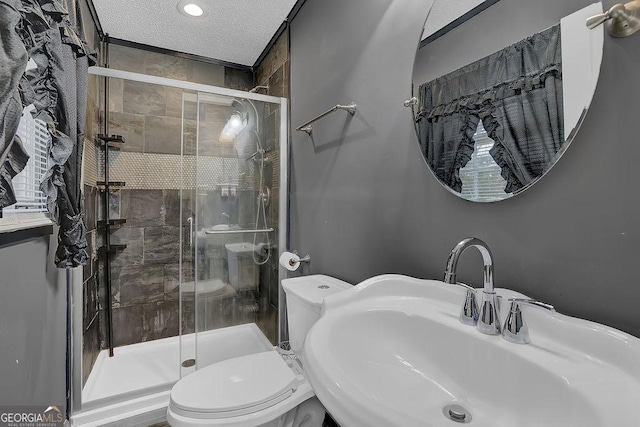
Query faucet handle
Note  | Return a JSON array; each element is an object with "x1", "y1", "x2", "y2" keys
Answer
[
  {"x1": 502, "y1": 298, "x2": 556, "y2": 344},
  {"x1": 451, "y1": 282, "x2": 479, "y2": 326},
  {"x1": 509, "y1": 298, "x2": 555, "y2": 312}
]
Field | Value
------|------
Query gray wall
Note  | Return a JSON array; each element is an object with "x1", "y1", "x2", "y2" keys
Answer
[
  {"x1": 288, "y1": 0, "x2": 640, "y2": 337},
  {"x1": 0, "y1": 235, "x2": 67, "y2": 411}
]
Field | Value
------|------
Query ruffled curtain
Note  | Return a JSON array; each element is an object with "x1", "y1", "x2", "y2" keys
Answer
[
  {"x1": 416, "y1": 24, "x2": 564, "y2": 194},
  {"x1": 0, "y1": 0, "x2": 96, "y2": 267}
]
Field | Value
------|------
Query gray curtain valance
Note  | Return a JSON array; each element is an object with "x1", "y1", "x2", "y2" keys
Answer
[{"x1": 417, "y1": 24, "x2": 564, "y2": 194}]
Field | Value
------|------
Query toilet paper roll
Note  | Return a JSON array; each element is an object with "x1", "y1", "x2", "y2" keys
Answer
[{"x1": 279, "y1": 251, "x2": 301, "y2": 271}]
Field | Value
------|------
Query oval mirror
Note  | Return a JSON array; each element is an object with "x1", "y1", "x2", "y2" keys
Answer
[{"x1": 411, "y1": 1, "x2": 604, "y2": 202}]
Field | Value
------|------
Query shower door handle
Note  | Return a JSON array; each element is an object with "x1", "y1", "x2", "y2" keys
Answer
[{"x1": 187, "y1": 216, "x2": 193, "y2": 247}]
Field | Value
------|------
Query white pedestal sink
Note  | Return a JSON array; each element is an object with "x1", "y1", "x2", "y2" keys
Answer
[{"x1": 302, "y1": 275, "x2": 640, "y2": 427}]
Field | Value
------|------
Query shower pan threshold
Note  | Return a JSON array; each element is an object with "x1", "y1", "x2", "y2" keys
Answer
[{"x1": 80, "y1": 323, "x2": 274, "y2": 411}]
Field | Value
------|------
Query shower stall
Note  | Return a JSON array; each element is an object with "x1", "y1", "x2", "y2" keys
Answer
[{"x1": 73, "y1": 66, "x2": 288, "y2": 420}]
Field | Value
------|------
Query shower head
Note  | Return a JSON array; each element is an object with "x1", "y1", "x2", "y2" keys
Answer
[
  {"x1": 231, "y1": 99, "x2": 245, "y2": 111},
  {"x1": 219, "y1": 111, "x2": 246, "y2": 143},
  {"x1": 228, "y1": 112, "x2": 243, "y2": 130},
  {"x1": 230, "y1": 98, "x2": 261, "y2": 141}
]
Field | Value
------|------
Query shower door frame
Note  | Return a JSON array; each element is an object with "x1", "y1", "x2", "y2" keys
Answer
[{"x1": 72, "y1": 66, "x2": 289, "y2": 415}]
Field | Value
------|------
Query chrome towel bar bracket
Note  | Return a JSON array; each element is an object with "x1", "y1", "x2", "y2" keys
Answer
[
  {"x1": 586, "y1": 1, "x2": 640, "y2": 37},
  {"x1": 403, "y1": 97, "x2": 418, "y2": 107},
  {"x1": 296, "y1": 102, "x2": 357, "y2": 135}
]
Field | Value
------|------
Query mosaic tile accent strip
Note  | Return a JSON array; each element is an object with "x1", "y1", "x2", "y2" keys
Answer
[
  {"x1": 266, "y1": 150, "x2": 280, "y2": 189},
  {"x1": 98, "y1": 151, "x2": 264, "y2": 190},
  {"x1": 83, "y1": 138, "x2": 99, "y2": 186}
]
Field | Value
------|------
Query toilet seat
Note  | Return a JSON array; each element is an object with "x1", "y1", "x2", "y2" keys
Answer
[{"x1": 169, "y1": 351, "x2": 298, "y2": 420}]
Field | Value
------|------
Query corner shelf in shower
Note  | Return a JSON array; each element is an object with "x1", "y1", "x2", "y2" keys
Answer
[
  {"x1": 97, "y1": 218, "x2": 127, "y2": 227},
  {"x1": 96, "y1": 133, "x2": 127, "y2": 357},
  {"x1": 96, "y1": 133, "x2": 125, "y2": 149},
  {"x1": 96, "y1": 181, "x2": 126, "y2": 189},
  {"x1": 97, "y1": 244, "x2": 127, "y2": 255}
]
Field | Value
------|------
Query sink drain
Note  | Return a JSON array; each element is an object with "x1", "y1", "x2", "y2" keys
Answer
[{"x1": 443, "y1": 404, "x2": 472, "y2": 424}]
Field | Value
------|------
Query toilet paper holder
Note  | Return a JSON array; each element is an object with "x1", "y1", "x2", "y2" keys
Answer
[{"x1": 291, "y1": 251, "x2": 311, "y2": 265}]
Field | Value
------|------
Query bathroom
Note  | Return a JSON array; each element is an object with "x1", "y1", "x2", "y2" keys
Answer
[{"x1": 1, "y1": 0, "x2": 640, "y2": 425}]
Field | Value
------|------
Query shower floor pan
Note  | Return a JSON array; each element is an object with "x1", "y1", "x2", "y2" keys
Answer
[{"x1": 81, "y1": 323, "x2": 273, "y2": 409}]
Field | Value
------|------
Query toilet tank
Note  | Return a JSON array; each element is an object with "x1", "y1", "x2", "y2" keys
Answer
[
  {"x1": 282, "y1": 275, "x2": 351, "y2": 354},
  {"x1": 225, "y1": 242, "x2": 259, "y2": 292}
]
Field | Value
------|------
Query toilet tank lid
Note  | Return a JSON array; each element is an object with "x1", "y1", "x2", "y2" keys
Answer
[{"x1": 282, "y1": 275, "x2": 352, "y2": 306}]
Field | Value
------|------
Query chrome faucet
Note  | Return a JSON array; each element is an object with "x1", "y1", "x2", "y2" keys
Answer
[{"x1": 444, "y1": 237, "x2": 501, "y2": 335}]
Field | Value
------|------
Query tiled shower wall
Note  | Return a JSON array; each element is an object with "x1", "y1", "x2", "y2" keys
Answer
[
  {"x1": 81, "y1": 4, "x2": 103, "y2": 385},
  {"x1": 256, "y1": 30, "x2": 290, "y2": 100},
  {"x1": 105, "y1": 189, "x2": 191, "y2": 347},
  {"x1": 255, "y1": 29, "x2": 290, "y2": 309}
]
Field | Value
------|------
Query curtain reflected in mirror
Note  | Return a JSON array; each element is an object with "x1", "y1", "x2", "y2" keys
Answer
[{"x1": 416, "y1": 25, "x2": 563, "y2": 201}]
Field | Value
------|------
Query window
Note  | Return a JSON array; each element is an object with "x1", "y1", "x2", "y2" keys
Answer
[
  {"x1": 5, "y1": 105, "x2": 49, "y2": 213},
  {"x1": 0, "y1": 105, "x2": 51, "y2": 233},
  {"x1": 459, "y1": 120, "x2": 511, "y2": 202}
]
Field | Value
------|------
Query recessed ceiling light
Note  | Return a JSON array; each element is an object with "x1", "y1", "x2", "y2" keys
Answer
[
  {"x1": 177, "y1": 1, "x2": 205, "y2": 17},
  {"x1": 183, "y1": 3, "x2": 203, "y2": 16}
]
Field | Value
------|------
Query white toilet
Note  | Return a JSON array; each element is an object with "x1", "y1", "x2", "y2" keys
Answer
[{"x1": 167, "y1": 274, "x2": 351, "y2": 427}]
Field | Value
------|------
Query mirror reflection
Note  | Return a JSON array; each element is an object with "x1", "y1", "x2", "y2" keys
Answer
[{"x1": 412, "y1": 2, "x2": 604, "y2": 202}]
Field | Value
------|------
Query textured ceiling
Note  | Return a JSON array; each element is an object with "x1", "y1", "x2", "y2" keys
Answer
[
  {"x1": 92, "y1": 0, "x2": 297, "y2": 66},
  {"x1": 423, "y1": 0, "x2": 487, "y2": 40}
]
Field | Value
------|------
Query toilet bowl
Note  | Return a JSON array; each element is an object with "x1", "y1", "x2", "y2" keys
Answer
[{"x1": 167, "y1": 274, "x2": 352, "y2": 427}]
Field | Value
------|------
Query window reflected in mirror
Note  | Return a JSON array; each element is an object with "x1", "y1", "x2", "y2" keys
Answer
[{"x1": 459, "y1": 120, "x2": 510, "y2": 202}]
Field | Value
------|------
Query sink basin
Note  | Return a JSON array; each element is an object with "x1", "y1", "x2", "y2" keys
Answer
[{"x1": 302, "y1": 275, "x2": 640, "y2": 427}]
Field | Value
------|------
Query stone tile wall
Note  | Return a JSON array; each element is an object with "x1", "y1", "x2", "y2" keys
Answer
[
  {"x1": 254, "y1": 29, "x2": 290, "y2": 318},
  {"x1": 255, "y1": 30, "x2": 290, "y2": 99},
  {"x1": 108, "y1": 44, "x2": 253, "y2": 90},
  {"x1": 82, "y1": 10, "x2": 103, "y2": 386},
  {"x1": 100, "y1": 185, "x2": 280, "y2": 346},
  {"x1": 104, "y1": 189, "x2": 192, "y2": 346}
]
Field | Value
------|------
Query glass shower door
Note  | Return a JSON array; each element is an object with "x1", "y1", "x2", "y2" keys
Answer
[
  {"x1": 180, "y1": 89, "x2": 283, "y2": 374},
  {"x1": 179, "y1": 91, "x2": 198, "y2": 378}
]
